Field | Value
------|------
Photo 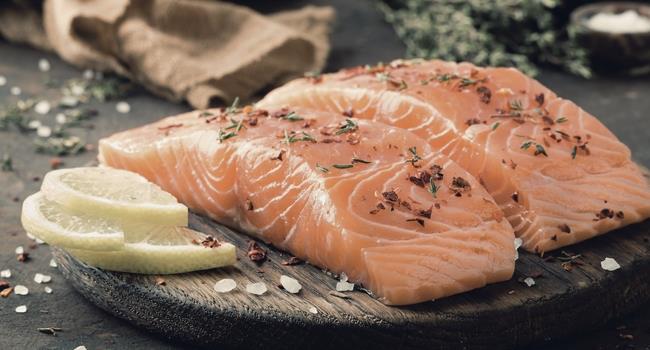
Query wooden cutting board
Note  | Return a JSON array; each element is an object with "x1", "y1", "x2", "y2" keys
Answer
[{"x1": 54, "y1": 211, "x2": 650, "y2": 350}]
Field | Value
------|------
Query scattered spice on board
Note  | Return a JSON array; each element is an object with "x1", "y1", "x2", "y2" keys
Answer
[
  {"x1": 282, "y1": 256, "x2": 303, "y2": 266},
  {"x1": 199, "y1": 235, "x2": 221, "y2": 248},
  {"x1": 247, "y1": 241, "x2": 267, "y2": 264}
]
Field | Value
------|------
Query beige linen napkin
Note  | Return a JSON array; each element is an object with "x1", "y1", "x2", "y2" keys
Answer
[{"x1": 0, "y1": 0, "x2": 334, "y2": 108}]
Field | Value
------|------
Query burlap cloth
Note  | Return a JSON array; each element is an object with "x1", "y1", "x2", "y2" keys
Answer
[{"x1": 0, "y1": 0, "x2": 334, "y2": 108}]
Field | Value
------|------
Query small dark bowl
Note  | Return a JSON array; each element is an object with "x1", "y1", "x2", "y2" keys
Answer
[{"x1": 571, "y1": 2, "x2": 650, "y2": 73}]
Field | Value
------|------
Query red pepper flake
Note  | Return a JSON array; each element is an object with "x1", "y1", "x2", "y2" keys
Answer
[
  {"x1": 247, "y1": 241, "x2": 266, "y2": 264},
  {"x1": 342, "y1": 108, "x2": 354, "y2": 118},
  {"x1": 476, "y1": 86, "x2": 492, "y2": 104},
  {"x1": 511, "y1": 192, "x2": 519, "y2": 203},
  {"x1": 406, "y1": 218, "x2": 425, "y2": 226},
  {"x1": 595, "y1": 208, "x2": 616, "y2": 220},
  {"x1": 369, "y1": 202, "x2": 386, "y2": 215},
  {"x1": 320, "y1": 138, "x2": 341, "y2": 144},
  {"x1": 270, "y1": 150, "x2": 285, "y2": 161},
  {"x1": 616, "y1": 211, "x2": 625, "y2": 219},
  {"x1": 430, "y1": 165, "x2": 444, "y2": 180},
  {"x1": 247, "y1": 117, "x2": 258, "y2": 126},
  {"x1": 282, "y1": 257, "x2": 303, "y2": 266},
  {"x1": 382, "y1": 191, "x2": 399, "y2": 203},
  {"x1": 199, "y1": 235, "x2": 221, "y2": 248},
  {"x1": 558, "y1": 224, "x2": 571, "y2": 233},
  {"x1": 245, "y1": 199, "x2": 254, "y2": 211},
  {"x1": 408, "y1": 170, "x2": 433, "y2": 187},
  {"x1": 450, "y1": 177, "x2": 471, "y2": 197},
  {"x1": 346, "y1": 133, "x2": 360, "y2": 145},
  {"x1": 400, "y1": 201, "x2": 412, "y2": 210},
  {"x1": 49, "y1": 157, "x2": 63, "y2": 170},
  {"x1": 0, "y1": 280, "x2": 10, "y2": 291},
  {"x1": 535, "y1": 93, "x2": 545, "y2": 107},
  {"x1": 17, "y1": 252, "x2": 30, "y2": 262},
  {"x1": 417, "y1": 208, "x2": 432, "y2": 219},
  {"x1": 541, "y1": 115, "x2": 554, "y2": 125},
  {"x1": 271, "y1": 108, "x2": 291, "y2": 119},
  {"x1": 0, "y1": 287, "x2": 12, "y2": 298},
  {"x1": 465, "y1": 118, "x2": 484, "y2": 126}
]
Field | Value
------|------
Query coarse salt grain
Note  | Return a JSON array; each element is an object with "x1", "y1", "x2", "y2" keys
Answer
[
  {"x1": 0, "y1": 269, "x2": 11, "y2": 278},
  {"x1": 74, "y1": 346, "x2": 87, "y2": 350},
  {"x1": 15, "y1": 246, "x2": 24, "y2": 255},
  {"x1": 10, "y1": 86, "x2": 21, "y2": 96},
  {"x1": 55, "y1": 113, "x2": 67, "y2": 124},
  {"x1": 213, "y1": 279, "x2": 237, "y2": 293},
  {"x1": 116, "y1": 101, "x2": 131, "y2": 114},
  {"x1": 601, "y1": 257, "x2": 621, "y2": 271},
  {"x1": 37, "y1": 126, "x2": 52, "y2": 138},
  {"x1": 336, "y1": 281, "x2": 355, "y2": 292},
  {"x1": 44, "y1": 286, "x2": 53, "y2": 294},
  {"x1": 49, "y1": 259, "x2": 58, "y2": 268},
  {"x1": 14, "y1": 285, "x2": 29, "y2": 295},
  {"x1": 59, "y1": 96, "x2": 79, "y2": 108},
  {"x1": 34, "y1": 273, "x2": 52, "y2": 284},
  {"x1": 34, "y1": 100, "x2": 51, "y2": 115},
  {"x1": 280, "y1": 275, "x2": 301, "y2": 294},
  {"x1": 523, "y1": 277, "x2": 535, "y2": 287},
  {"x1": 28, "y1": 120, "x2": 42, "y2": 129},
  {"x1": 308, "y1": 306, "x2": 318, "y2": 314},
  {"x1": 83, "y1": 69, "x2": 94, "y2": 80},
  {"x1": 245, "y1": 282, "x2": 267, "y2": 295},
  {"x1": 38, "y1": 59, "x2": 51, "y2": 72},
  {"x1": 514, "y1": 238, "x2": 523, "y2": 261},
  {"x1": 15, "y1": 305, "x2": 27, "y2": 313},
  {"x1": 0, "y1": 76, "x2": 6, "y2": 86},
  {"x1": 71, "y1": 84, "x2": 85, "y2": 96}
]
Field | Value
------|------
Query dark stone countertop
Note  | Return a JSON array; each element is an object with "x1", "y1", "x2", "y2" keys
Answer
[{"x1": 1, "y1": 1, "x2": 649, "y2": 349}]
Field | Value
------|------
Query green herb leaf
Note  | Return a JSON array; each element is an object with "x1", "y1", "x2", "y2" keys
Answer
[
  {"x1": 316, "y1": 163, "x2": 329, "y2": 173},
  {"x1": 492, "y1": 122, "x2": 500, "y2": 131},
  {"x1": 571, "y1": 145, "x2": 577, "y2": 159},
  {"x1": 225, "y1": 97, "x2": 240, "y2": 115},
  {"x1": 534, "y1": 144, "x2": 548, "y2": 157},
  {"x1": 556, "y1": 117, "x2": 568, "y2": 123},
  {"x1": 352, "y1": 158, "x2": 371, "y2": 164},
  {"x1": 428, "y1": 177, "x2": 438, "y2": 198},
  {"x1": 282, "y1": 112, "x2": 304, "y2": 122},
  {"x1": 218, "y1": 129, "x2": 237, "y2": 143},
  {"x1": 520, "y1": 140, "x2": 533, "y2": 150},
  {"x1": 332, "y1": 164, "x2": 353, "y2": 169},
  {"x1": 335, "y1": 118, "x2": 359, "y2": 135}
]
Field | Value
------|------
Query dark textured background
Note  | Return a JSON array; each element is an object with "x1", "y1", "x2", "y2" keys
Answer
[{"x1": 1, "y1": 1, "x2": 649, "y2": 349}]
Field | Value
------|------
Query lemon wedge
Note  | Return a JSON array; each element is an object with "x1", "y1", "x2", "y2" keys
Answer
[
  {"x1": 22, "y1": 192, "x2": 124, "y2": 251},
  {"x1": 41, "y1": 167, "x2": 188, "y2": 227},
  {"x1": 68, "y1": 226, "x2": 236, "y2": 274}
]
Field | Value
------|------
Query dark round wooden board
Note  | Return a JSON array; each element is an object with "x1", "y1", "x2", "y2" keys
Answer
[{"x1": 54, "y1": 208, "x2": 650, "y2": 350}]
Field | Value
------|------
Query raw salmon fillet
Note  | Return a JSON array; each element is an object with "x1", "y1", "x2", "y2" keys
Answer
[
  {"x1": 260, "y1": 59, "x2": 650, "y2": 253},
  {"x1": 99, "y1": 106, "x2": 515, "y2": 305}
]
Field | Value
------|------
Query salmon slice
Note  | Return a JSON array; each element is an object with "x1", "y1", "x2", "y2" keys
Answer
[
  {"x1": 259, "y1": 59, "x2": 650, "y2": 253},
  {"x1": 99, "y1": 106, "x2": 515, "y2": 305}
]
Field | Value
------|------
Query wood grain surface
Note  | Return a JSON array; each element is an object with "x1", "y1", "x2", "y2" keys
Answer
[{"x1": 55, "y1": 200, "x2": 650, "y2": 350}]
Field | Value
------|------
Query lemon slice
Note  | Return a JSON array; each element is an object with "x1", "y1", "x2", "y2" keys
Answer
[
  {"x1": 41, "y1": 167, "x2": 188, "y2": 227},
  {"x1": 22, "y1": 192, "x2": 124, "y2": 251},
  {"x1": 68, "y1": 226, "x2": 236, "y2": 274}
]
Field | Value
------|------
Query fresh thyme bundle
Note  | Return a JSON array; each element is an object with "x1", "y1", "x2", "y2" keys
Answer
[{"x1": 378, "y1": 0, "x2": 592, "y2": 77}]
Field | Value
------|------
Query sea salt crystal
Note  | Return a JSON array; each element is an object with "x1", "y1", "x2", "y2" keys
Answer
[
  {"x1": 280, "y1": 275, "x2": 302, "y2": 294},
  {"x1": 14, "y1": 285, "x2": 29, "y2": 295},
  {"x1": 55, "y1": 113, "x2": 67, "y2": 124},
  {"x1": 245, "y1": 282, "x2": 267, "y2": 295},
  {"x1": 308, "y1": 306, "x2": 318, "y2": 314},
  {"x1": 0, "y1": 76, "x2": 6, "y2": 86},
  {"x1": 28, "y1": 120, "x2": 42, "y2": 129},
  {"x1": 34, "y1": 100, "x2": 51, "y2": 115},
  {"x1": 601, "y1": 257, "x2": 621, "y2": 271},
  {"x1": 0, "y1": 269, "x2": 11, "y2": 278},
  {"x1": 83, "y1": 69, "x2": 94, "y2": 80},
  {"x1": 587, "y1": 10, "x2": 650, "y2": 34},
  {"x1": 74, "y1": 346, "x2": 87, "y2": 350},
  {"x1": 49, "y1": 259, "x2": 58, "y2": 268},
  {"x1": 37, "y1": 126, "x2": 52, "y2": 138},
  {"x1": 38, "y1": 59, "x2": 51, "y2": 72},
  {"x1": 59, "y1": 96, "x2": 79, "y2": 108},
  {"x1": 523, "y1": 277, "x2": 536, "y2": 287},
  {"x1": 336, "y1": 281, "x2": 355, "y2": 292},
  {"x1": 10, "y1": 86, "x2": 21, "y2": 96},
  {"x1": 71, "y1": 84, "x2": 85, "y2": 96},
  {"x1": 34, "y1": 273, "x2": 52, "y2": 284},
  {"x1": 15, "y1": 246, "x2": 24, "y2": 255},
  {"x1": 15, "y1": 305, "x2": 27, "y2": 313},
  {"x1": 514, "y1": 238, "x2": 523, "y2": 261},
  {"x1": 44, "y1": 286, "x2": 53, "y2": 294},
  {"x1": 116, "y1": 101, "x2": 131, "y2": 114},
  {"x1": 213, "y1": 279, "x2": 237, "y2": 293}
]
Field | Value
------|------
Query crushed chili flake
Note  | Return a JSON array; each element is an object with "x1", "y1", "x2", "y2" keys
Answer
[
  {"x1": 199, "y1": 235, "x2": 221, "y2": 248},
  {"x1": 434, "y1": 203, "x2": 441, "y2": 209},
  {"x1": 409, "y1": 170, "x2": 433, "y2": 187},
  {"x1": 542, "y1": 115, "x2": 554, "y2": 125},
  {"x1": 270, "y1": 150, "x2": 285, "y2": 161},
  {"x1": 401, "y1": 201, "x2": 412, "y2": 210},
  {"x1": 245, "y1": 199, "x2": 254, "y2": 211},
  {"x1": 465, "y1": 118, "x2": 483, "y2": 126},
  {"x1": 382, "y1": 191, "x2": 399, "y2": 202},
  {"x1": 342, "y1": 108, "x2": 354, "y2": 118},
  {"x1": 282, "y1": 257, "x2": 303, "y2": 266},
  {"x1": 417, "y1": 208, "x2": 432, "y2": 219},
  {"x1": 450, "y1": 176, "x2": 471, "y2": 196},
  {"x1": 49, "y1": 157, "x2": 63, "y2": 169},
  {"x1": 535, "y1": 93, "x2": 545, "y2": 106},
  {"x1": 369, "y1": 202, "x2": 386, "y2": 214},
  {"x1": 596, "y1": 208, "x2": 615, "y2": 220},
  {"x1": 558, "y1": 224, "x2": 571, "y2": 233},
  {"x1": 247, "y1": 241, "x2": 267, "y2": 264},
  {"x1": 17, "y1": 252, "x2": 30, "y2": 262},
  {"x1": 271, "y1": 108, "x2": 291, "y2": 119},
  {"x1": 476, "y1": 86, "x2": 492, "y2": 104},
  {"x1": 158, "y1": 123, "x2": 183, "y2": 135},
  {"x1": 406, "y1": 218, "x2": 425, "y2": 226},
  {"x1": 616, "y1": 211, "x2": 625, "y2": 219},
  {"x1": 511, "y1": 192, "x2": 519, "y2": 203}
]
